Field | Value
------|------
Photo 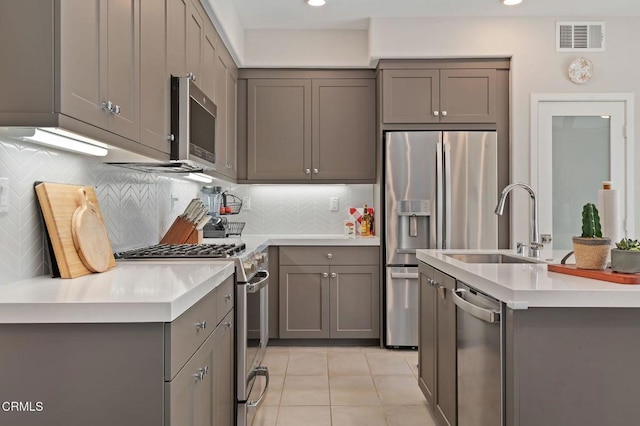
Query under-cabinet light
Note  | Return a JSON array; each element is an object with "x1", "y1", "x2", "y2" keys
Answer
[
  {"x1": 502, "y1": 0, "x2": 522, "y2": 5},
  {"x1": 185, "y1": 173, "x2": 214, "y2": 183},
  {"x1": 307, "y1": 0, "x2": 326, "y2": 6},
  {"x1": 19, "y1": 128, "x2": 108, "y2": 157}
]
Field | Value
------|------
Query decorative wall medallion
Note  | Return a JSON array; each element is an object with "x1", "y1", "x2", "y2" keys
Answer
[{"x1": 568, "y1": 57, "x2": 593, "y2": 84}]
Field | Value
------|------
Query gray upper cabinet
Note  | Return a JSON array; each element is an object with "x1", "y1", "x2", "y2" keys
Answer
[
  {"x1": 312, "y1": 79, "x2": 376, "y2": 180},
  {"x1": 166, "y1": 0, "x2": 188, "y2": 77},
  {"x1": 140, "y1": 0, "x2": 170, "y2": 154},
  {"x1": 242, "y1": 70, "x2": 376, "y2": 183},
  {"x1": 247, "y1": 79, "x2": 312, "y2": 181},
  {"x1": 212, "y1": 46, "x2": 238, "y2": 180},
  {"x1": 186, "y1": 0, "x2": 205, "y2": 84},
  {"x1": 382, "y1": 67, "x2": 497, "y2": 124},
  {"x1": 201, "y1": 22, "x2": 218, "y2": 101},
  {"x1": 60, "y1": 0, "x2": 140, "y2": 142}
]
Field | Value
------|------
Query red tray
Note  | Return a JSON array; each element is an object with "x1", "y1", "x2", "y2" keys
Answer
[{"x1": 548, "y1": 264, "x2": 640, "y2": 285}]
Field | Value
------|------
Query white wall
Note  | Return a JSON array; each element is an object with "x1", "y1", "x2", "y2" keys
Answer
[{"x1": 241, "y1": 17, "x2": 640, "y2": 245}]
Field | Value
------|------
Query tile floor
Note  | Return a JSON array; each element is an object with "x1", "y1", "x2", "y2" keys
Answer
[{"x1": 252, "y1": 345, "x2": 438, "y2": 426}]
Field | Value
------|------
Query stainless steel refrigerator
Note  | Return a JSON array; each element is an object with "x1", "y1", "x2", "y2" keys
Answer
[{"x1": 384, "y1": 131, "x2": 498, "y2": 347}]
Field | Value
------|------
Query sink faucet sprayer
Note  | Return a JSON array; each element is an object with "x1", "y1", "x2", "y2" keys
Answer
[{"x1": 494, "y1": 183, "x2": 542, "y2": 257}]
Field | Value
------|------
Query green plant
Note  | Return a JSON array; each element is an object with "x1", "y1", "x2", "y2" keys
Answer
[
  {"x1": 615, "y1": 238, "x2": 640, "y2": 251},
  {"x1": 580, "y1": 203, "x2": 602, "y2": 238}
]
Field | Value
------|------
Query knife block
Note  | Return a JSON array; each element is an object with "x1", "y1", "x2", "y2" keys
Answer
[{"x1": 160, "y1": 216, "x2": 203, "y2": 245}]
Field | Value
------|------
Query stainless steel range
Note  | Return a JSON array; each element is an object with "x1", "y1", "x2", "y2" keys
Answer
[{"x1": 115, "y1": 242, "x2": 270, "y2": 426}]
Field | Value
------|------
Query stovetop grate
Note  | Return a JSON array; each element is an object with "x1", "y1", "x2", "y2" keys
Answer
[{"x1": 114, "y1": 243, "x2": 246, "y2": 259}]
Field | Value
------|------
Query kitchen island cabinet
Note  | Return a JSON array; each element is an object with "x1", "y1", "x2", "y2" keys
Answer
[
  {"x1": 239, "y1": 70, "x2": 376, "y2": 183},
  {"x1": 278, "y1": 246, "x2": 380, "y2": 339},
  {"x1": 418, "y1": 249, "x2": 640, "y2": 426},
  {"x1": 0, "y1": 263, "x2": 235, "y2": 426}
]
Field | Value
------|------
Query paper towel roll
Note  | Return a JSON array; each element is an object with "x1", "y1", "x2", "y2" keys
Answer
[{"x1": 598, "y1": 184, "x2": 620, "y2": 245}]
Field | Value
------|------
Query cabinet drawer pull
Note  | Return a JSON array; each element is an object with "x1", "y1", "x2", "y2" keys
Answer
[
  {"x1": 322, "y1": 272, "x2": 329, "y2": 278},
  {"x1": 195, "y1": 320, "x2": 207, "y2": 330},
  {"x1": 327, "y1": 253, "x2": 333, "y2": 259},
  {"x1": 331, "y1": 272, "x2": 337, "y2": 278}
]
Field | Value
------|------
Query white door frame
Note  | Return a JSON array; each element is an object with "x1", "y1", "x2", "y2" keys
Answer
[{"x1": 531, "y1": 93, "x2": 635, "y2": 239}]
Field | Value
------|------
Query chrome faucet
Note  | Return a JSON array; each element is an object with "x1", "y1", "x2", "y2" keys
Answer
[{"x1": 494, "y1": 183, "x2": 542, "y2": 257}]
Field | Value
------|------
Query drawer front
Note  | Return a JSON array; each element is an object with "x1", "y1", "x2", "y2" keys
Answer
[
  {"x1": 165, "y1": 288, "x2": 217, "y2": 380},
  {"x1": 280, "y1": 246, "x2": 379, "y2": 266},
  {"x1": 215, "y1": 275, "x2": 235, "y2": 325}
]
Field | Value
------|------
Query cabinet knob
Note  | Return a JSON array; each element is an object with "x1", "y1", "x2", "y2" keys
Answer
[
  {"x1": 327, "y1": 253, "x2": 333, "y2": 259},
  {"x1": 313, "y1": 168, "x2": 318, "y2": 174},
  {"x1": 102, "y1": 101, "x2": 113, "y2": 112},
  {"x1": 187, "y1": 72, "x2": 196, "y2": 81},
  {"x1": 305, "y1": 169, "x2": 311, "y2": 175},
  {"x1": 224, "y1": 321, "x2": 233, "y2": 329},
  {"x1": 193, "y1": 365, "x2": 209, "y2": 382},
  {"x1": 322, "y1": 272, "x2": 329, "y2": 278},
  {"x1": 433, "y1": 110, "x2": 439, "y2": 116},
  {"x1": 331, "y1": 272, "x2": 337, "y2": 278},
  {"x1": 113, "y1": 105, "x2": 121, "y2": 115},
  {"x1": 441, "y1": 111, "x2": 448, "y2": 116},
  {"x1": 167, "y1": 134, "x2": 175, "y2": 142},
  {"x1": 225, "y1": 294, "x2": 232, "y2": 302},
  {"x1": 195, "y1": 320, "x2": 207, "y2": 330}
]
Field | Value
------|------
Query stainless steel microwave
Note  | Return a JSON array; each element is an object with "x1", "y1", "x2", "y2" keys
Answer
[{"x1": 170, "y1": 75, "x2": 217, "y2": 171}]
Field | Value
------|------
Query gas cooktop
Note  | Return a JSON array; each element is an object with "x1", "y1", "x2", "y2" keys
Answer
[{"x1": 114, "y1": 243, "x2": 246, "y2": 260}]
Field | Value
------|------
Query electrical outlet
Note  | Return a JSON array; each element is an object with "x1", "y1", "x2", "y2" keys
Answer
[
  {"x1": 243, "y1": 197, "x2": 251, "y2": 210},
  {"x1": 329, "y1": 197, "x2": 339, "y2": 212},
  {"x1": 170, "y1": 194, "x2": 179, "y2": 211},
  {"x1": 0, "y1": 178, "x2": 8, "y2": 214}
]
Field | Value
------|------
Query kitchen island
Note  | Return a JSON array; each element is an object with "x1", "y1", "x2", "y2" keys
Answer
[{"x1": 417, "y1": 249, "x2": 640, "y2": 426}]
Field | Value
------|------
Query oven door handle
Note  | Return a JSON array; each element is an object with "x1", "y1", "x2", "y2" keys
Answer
[
  {"x1": 246, "y1": 271, "x2": 269, "y2": 294},
  {"x1": 246, "y1": 366, "x2": 270, "y2": 408}
]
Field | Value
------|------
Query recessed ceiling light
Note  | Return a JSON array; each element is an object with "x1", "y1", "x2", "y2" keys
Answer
[
  {"x1": 307, "y1": 0, "x2": 326, "y2": 6},
  {"x1": 503, "y1": 0, "x2": 523, "y2": 5}
]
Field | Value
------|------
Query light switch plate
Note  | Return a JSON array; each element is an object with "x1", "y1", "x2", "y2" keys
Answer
[
  {"x1": 243, "y1": 197, "x2": 251, "y2": 211},
  {"x1": 329, "y1": 197, "x2": 339, "y2": 212},
  {"x1": 0, "y1": 178, "x2": 8, "y2": 214}
]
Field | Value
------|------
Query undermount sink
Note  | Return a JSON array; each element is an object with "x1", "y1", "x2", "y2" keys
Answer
[{"x1": 444, "y1": 253, "x2": 542, "y2": 264}]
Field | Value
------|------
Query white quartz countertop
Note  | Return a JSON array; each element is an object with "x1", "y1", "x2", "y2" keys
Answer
[
  {"x1": 417, "y1": 249, "x2": 640, "y2": 309},
  {"x1": 0, "y1": 261, "x2": 234, "y2": 323}
]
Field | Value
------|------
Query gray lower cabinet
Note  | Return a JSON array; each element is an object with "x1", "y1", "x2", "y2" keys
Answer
[
  {"x1": 242, "y1": 71, "x2": 376, "y2": 183},
  {"x1": 279, "y1": 246, "x2": 380, "y2": 339},
  {"x1": 418, "y1": 263, "x2": 456, "y2": 426},
  {"x1": 381, "y1": 63, "x2": 498, "y2": 124},
  {"x1": 0, "y1": 276, "x2": 235, "y2": 426}
]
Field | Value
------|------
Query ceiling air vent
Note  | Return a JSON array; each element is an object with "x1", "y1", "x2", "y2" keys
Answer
[{"x1": 556, "y1": 22, "x2": 605, "y2": 52}]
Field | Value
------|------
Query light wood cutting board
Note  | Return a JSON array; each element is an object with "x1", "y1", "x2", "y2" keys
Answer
[{"x1": 35, "y1": 182, "x2": 116, "y2": 278}]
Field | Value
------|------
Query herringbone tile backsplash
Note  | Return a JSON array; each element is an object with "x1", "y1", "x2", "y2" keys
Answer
[{"x1": 0, "y1": 137, "x2": 374, "y2": 285}]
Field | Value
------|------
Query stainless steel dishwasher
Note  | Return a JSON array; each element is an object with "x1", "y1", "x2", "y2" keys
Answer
[{"x1": 452, "y1": 282, "x2": 503, "y2": 426}]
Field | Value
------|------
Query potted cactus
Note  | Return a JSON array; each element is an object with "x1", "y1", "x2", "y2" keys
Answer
[
  {"x1": 572, "y1": 203, "x2": 611, "y2": 270},
  {"x1": 611, "y1": 238, "x2": 640, "y2": 273}
]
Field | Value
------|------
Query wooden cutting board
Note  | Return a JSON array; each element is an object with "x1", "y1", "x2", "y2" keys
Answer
[
  {"x1": 548, "y1": 264, "x2": 640, "y2": 285},
  {"x1": 35, "y1": 182, "x2": 116, "y2": 278}
]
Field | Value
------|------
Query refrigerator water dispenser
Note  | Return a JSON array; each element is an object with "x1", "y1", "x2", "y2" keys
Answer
[{"x1": 396, "y1": 199, "x2": 431, "y2": 254}]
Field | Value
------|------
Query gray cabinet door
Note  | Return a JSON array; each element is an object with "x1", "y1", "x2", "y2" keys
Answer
[
  {"x1": 225, "y1": 67, "x2": 238, "y2": 178},
  {"x1": 140, "y1": 0, "x2": 169, "y2": 154},
  {"x1": 186, "y1": 0, "x2": 204, "y2": 81},
  {"x1": 247, "y1": 79, "x2": 312, "y2": 180},
  {"x1": 312, "y1": 79, "x2": 376, "y2": 180},
  {"x1": 105, "y1": 0, "x2": 139, "y2": 141},
  {"x1": 214, "y1": 49, "x2": 229, "y2": 176},
  {"x1": 440, "y1": 68, "x2": 497, "y2": 123},
  {"x1": 434, "y1": 270, "x2": 457, "y2": 426},
  {"x1": 418, "y1": 264, "x2": 436, "y2": 407},
  {"x1": 329, "y1": 265, "x2": 379, "y2": 338},
  {"x1": 166, "y1": 0, "x2": 188, "y2": 77},
  {"x1": 382, "y1": 69, "x2": 440, "y2": 124},
  {"x1": 279, "y1": 265, "x2": 330, "y2": 338},
  {"x1": 213, "y1": 311, "x2": 234, "y2": 426},
  {"x1": 202, "y1": 21, "x2": 217, "y2": 101},
  {"x1": 58, "y1": 0, "x2": 107, "y2": 129}
]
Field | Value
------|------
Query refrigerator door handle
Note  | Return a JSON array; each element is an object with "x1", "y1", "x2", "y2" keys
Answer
[
  {"x1": 443, "y1": 139, "x2": 452, "y2": 249},
  {"x1": 436, "y1": 140, "x2": 444, "y2": 249}
]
